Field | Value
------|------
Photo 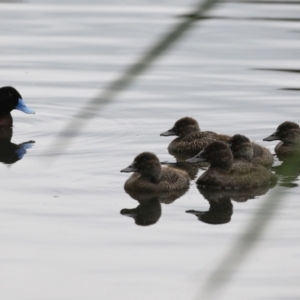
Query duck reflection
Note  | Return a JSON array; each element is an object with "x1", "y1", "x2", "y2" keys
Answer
[
  {"x1": 121, "y1": 196, "x2": 161, "y2": 226},
  {"x1": 0, "y1": 128, "x2": 35, "y2": 165},
  {"x1": 121, "y1": 188, "x2": 189, "y2": 226},
  {"x1": 186, "y1": 185, "x2": 273, "y2": 225},
  {"x1": 272, "y1": 157, "x2": 300, "y2": 188}
]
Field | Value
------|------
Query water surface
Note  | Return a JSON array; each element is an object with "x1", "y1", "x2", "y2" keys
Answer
[{"x1": 1, "y1": 1, "x2": 300, "y2": 299}]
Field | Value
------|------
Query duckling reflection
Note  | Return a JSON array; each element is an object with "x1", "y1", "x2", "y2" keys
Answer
[
  {"x1": 121, "y1": 196, "x2": 161, "y2": 226},
  {"x1": 186, "y1": 185, "x2": 273, "y2": 225},
  {"x1": 0, "y1": 128, "x2": 35, "y2": 165},
  {"x1": 121, "y1": 188, "x2": 189, "y2": 226},
  {"x1": 272, "y1": 157, "x2": 300, "y2": 188},
  {"x1": 186, "y1": 195, "x2": 232, "y2": 225}
]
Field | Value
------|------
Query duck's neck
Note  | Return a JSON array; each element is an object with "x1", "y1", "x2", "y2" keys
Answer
[
  {"x1": 282, "y1": 130, "x2": 300, "y2": 145},
  {"x1": 210, "y1": 154, "x2": 233, "y2": 172},
  {"x1": 233, "y1": 144, "x2": 253, "y2": 161},
  {"x1": 0, "y1": 113, "x2": 13, "y2": 127},
  {"x1": 179, "y1": 127, "x2": 200, "y2": 138},
  {"x1": 141, "y1": 165, "x2": 162, "y2": 183}
]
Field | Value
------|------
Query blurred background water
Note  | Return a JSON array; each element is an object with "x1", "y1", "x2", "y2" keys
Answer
[{"x1": 0, "y1": 0, "x2": 300, "y2": 299}]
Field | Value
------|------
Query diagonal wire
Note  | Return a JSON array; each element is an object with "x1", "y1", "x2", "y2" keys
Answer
[
  {"x1": 195, "y1": 157, "x2": 298, "y2": 300},
  {"x1": 47, "y1": 0, "x2": 220, "y2": 157}
]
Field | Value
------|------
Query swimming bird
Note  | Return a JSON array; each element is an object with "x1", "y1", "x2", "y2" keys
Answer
[
  {"x1": 186, "y1": 141, "x2": 277, "y2": 188},
  {"x1": 121, "y1": 152, "x2": 190, "y2": 193},
  {"x1": 0, "y1": 86, "x2": 35, "y2": 127},
  {"x1": 160, "y1": 117, "x2": 230, "y2": 154},
  {"x1": 229, "y1": 134, "x2": 273, "y2": 168},
  {"x1": 263, "y1": 121, "x2": 300, "y2": 159}
]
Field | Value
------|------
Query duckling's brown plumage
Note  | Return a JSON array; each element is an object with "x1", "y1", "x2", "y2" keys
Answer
[
  {"x1": 229, "y1": 134, "x2": 273, "y2": 168},
  {"x1": 186, "y1": 141, "x2": 277, "y2": 189},
  {"x1": 263, "y1": 121, "x2": 300, "y2": 159},
  {"x1": 160, "y1": 117, "x2": 230, "y2": 154},
  {"x1": 121, "y1": 152, "x2": 190, "y2": 193}
]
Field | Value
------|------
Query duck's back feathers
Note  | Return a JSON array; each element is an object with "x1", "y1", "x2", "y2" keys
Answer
[
  {"x1": 124, "y1": 167, "x2": 189, "y2": 193},
  {"x1": 197, "y1": 161, "x2": 276, "y2": 188}
]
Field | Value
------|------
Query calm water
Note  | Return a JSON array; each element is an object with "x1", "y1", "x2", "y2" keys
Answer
[{"x1": 1, "y1": 0, "x2": 300, "y2": 299}]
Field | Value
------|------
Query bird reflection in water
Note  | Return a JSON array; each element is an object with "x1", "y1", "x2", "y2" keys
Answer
[
  {"x1": 0, "y1": 128, "x2": 35, "y2": 165},
  {"x1": 186, "y1": 185, "x2": 274, "y2": 225},
  {"x1": 121, "y1": 188, "x2": 189, "y2": 226},
  {"x1": 272, "y1": 156, "x2": 300, "y2": 188}
]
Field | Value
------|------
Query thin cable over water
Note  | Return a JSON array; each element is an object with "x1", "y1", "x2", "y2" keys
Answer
[{"x1": 47, "y1": 0, "x2": 220, "y2": 158}]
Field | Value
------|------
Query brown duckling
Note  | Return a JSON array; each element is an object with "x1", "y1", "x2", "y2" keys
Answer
[
  {"x1": 186, "y1": 141, "x2": 277, "y2": 189},
  {"x1": 263, "y1": 121, "x2": 300, "y2": 159},
  {"x1": 160, "y1": 117, "x2": 230, "y2": 154},
  {"x1": 229, "y1": 134, "x2": 273, "y2": 168},
  {"x1": 121, "y1": 152, "x2": 190, "y2": 193}
]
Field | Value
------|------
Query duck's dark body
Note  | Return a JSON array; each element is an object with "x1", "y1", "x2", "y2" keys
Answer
[
  {"x1": 264, "y1": 121, "x2": 300, "y2": 159},
  {"x1": 186, "y1": 142, "x2": 277, "y2": 189},
  {"x1": 161, "y1": 117, "x2": 230, "y2": 154},
  {"x1": 121, "y1": 152, "x2": 190, "y2": 193},
  {"x1": 229, "y1": 134, "x2": 273, "y2": 168}
]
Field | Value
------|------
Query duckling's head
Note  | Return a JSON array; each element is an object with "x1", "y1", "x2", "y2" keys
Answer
[
  {"x1": 186, "y1": 141, "x2": 233, "y2": 169},
  {"x1": 0, "y1": 86, "x2": 35, "y2": 114},
  {"x1": 229, "y1": 134, "x2": 253, "y2": 161},
  {"x1": 160, "y1": 117, "x2": 200, "y2": 138},
  {"x1": 121, "y1": 152, "x2": 162, "y2": 183},
  {"x1": 263, "y1": 121, "x2": 300, "y2": 143}
]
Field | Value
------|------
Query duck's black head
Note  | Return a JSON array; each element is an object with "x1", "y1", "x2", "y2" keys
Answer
[
  {"x1": 186, "y1": 141, "x2": 233, "y2": 169},
  {"x1": 0, "y1": 86, "x2": 35, "y2": 114},
  {"x1": 229, "y1": 134, "x2": 253, "y2": 160},
  {"x1": 263, "y1": 121, "x2": 300, "y2": 143},
  {"x1": 121, "y1": 152, "x2": 162, "y2": 183},
  {"x1": 160, "y1": 117, "x2": 200, "y2": 138}
]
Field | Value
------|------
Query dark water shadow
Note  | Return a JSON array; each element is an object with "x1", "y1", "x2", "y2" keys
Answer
[
  {"x1": 178, "y1": 15, "x2": 300, "y2": 23},
  {"x1": 280, "y1": 88, "x2": 300, "y2": 91},
  {"x1": 254, "y1": 68, "x2": 300, "y2": 74},
  {"x1": 186, "y1": 185, "x2": 273, "y2": 225},
  {"x1": 224, "y1": 0, "x2": 300, "y2": 4},
  {"x1": 0, "y1": 128, "x2": 35, "y2": 165},
  {"x1": 121, "y1": 188, "x2": 189, "y2": 226}
]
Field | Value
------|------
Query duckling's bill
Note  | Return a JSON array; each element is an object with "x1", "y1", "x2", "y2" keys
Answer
[
  {"x1": 186, "y1": 151, "x2": 207, "y2": 163},
  {"x1": 263, "y1": 131, "x2": 279, "y2": 141},
  {"x1": 160, "y1": 129, "x2": 176, "y2": 136},
  {"x1": 121, "y1": 163, "x2": 138, "y2": 173}
]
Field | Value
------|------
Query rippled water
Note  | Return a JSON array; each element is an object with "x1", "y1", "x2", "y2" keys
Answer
[{"x1": 1, "y1": 1, "x2": 300, "y2": 299}]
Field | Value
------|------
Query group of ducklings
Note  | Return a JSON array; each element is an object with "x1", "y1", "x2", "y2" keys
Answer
[
  {"x1": 121, "y1": 117, "x2": 300, "y2": 192},
  {"x1": 0, "y1": 86, "x2": 298, "y2": 193}
]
